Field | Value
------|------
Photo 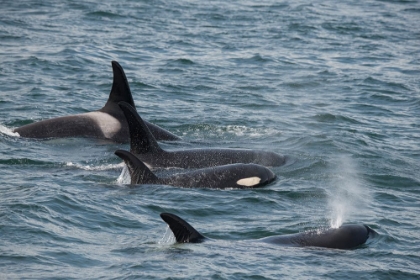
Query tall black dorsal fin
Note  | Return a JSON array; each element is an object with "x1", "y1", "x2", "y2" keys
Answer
[
  {"x1": 103, "y1": 61, "x2": 135, "y2": 110},
  {"x1": 118, "y1": 102, "x2": 163, "y2": 155},
  {"x1": 115, "y1": 150, "x2": 158, "y2": 184},
  {"x1": 160, "y1": 213, "x2": 205, "y2": 243}
]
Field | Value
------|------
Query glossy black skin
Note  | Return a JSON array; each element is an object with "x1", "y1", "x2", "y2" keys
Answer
[
  {"x1": 115, "y1": 150, "x2": 276, "y2": 189},
  {"x1": 13, "y1": 61, "x2": 180, "y2": 143},
  {"x1": 259, "y1": 224, "x2": 374, "y2": 249},
  {"x1": 160, "y1": 213, "x2": 377, "y2": 249},
  {"x1": 119, "y1": 102, "x2": 286, "y2": 169}
]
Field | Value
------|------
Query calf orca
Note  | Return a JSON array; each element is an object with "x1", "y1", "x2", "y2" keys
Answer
[
  {"x1": 115, "y1": 149, "x2": 276, "y2": 189},
  {"x1": 160, "y1": 213, "x2": 377, "y2": 249},
  {"x1": 118, "y1": 102, "x2": 286, "y2": 168},
  {"x1": 13, "y1": 61, "x2": 180, "y2": 143}
]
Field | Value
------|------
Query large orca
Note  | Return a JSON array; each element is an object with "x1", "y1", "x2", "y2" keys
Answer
[
  {"x1": 115, "y1": 149, "x2": 276, "y2": 189},
  {"x1": 13, "y1": 61, "x2": 180, "y2": 143},
  {"x1": 160, "y1": 213, "x2": 377, "y2": 249},
  {"x1": 118, "y1": 102, "x2": 286, "y2": 169}
]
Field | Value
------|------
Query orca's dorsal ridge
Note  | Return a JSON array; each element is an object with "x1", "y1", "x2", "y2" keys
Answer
[
  {"x1": 115, "y1": 149, "x2": 158, "y2": 184},
  {"x1": 103, "y1": 61, "x2": 135, "y2": 111},
  {"x1": 12, "y1": 61, "x2": 180, "y2": 143},
  {"x1": 118, "y1": 100, "x2": 285, "y2": 169},
  {"x1": 160, "y1": 213, "x2": 205, "y2": 243},
  {"x1": 118, "y1": 101, "x2": 163, "y2": 154}
]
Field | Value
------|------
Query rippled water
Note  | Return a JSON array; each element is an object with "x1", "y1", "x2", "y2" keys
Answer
[{"x1": 1, "y1": 0, "x2": 419, "y2": 279}]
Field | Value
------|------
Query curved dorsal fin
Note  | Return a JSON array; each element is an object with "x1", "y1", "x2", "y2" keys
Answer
[
  {"x1": 160, "y1": 213, "x2": 205, "y2": 243},
  {"x1": 118, "y1": 102, "x2": 163, "y2": 155},
  {"x1": 103, "y1": 61, "x2": 135, "y2": 111},
  {"x1": 114, "y1": 150, "x2": 158, "y2": 184}
]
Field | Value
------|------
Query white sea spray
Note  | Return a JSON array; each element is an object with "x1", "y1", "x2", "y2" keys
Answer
[{"x1": 328, "y1": 155, "x2": 371, "y2": 228}]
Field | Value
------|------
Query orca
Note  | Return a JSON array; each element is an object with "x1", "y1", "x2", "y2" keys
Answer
[
  {"x1": 115, "y1": 149, "x2": 276, "y2": 189},
  {"x1": 160, "y1": 213, "x2": 377, "y2": 249},
  {"x1": 118, "y1": 102, "x2": 286, "y2": 169},
  {"x1": 13, "y1": 61, "x2": 180, "y2": 143}
]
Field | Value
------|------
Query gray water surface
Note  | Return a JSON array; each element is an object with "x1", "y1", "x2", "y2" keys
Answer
[{"x1": 1, "y1": 0, "x2": 419, "y2": 279}]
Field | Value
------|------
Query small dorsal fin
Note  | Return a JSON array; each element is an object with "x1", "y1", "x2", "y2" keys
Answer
[
  {"x1": 118, "y1": 102, "x2": 163, "y2": 155},
  {"x1": 160, "y1": 213, "x2": 205, "y2": 243},
  {"x1": 114, "y1": 150, "x2": 158, "y2": 184},
  {"x1": 103, "y1": 61, "x2": 135, "y2": 110}
]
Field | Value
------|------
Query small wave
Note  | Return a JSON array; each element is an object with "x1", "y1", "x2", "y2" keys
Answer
[
  {"x1": 0, "y1": 158, "x2": 51, "y2": 166},
  {"x1": 86, "y1": 10, "x2": 123, "y2": 19},
  {"x1": 0, "y1": 124, "x2": 20, "y2": 137},
  {"x1": 166, "y1": 58, "x2": 195, "y2": 65},
  {"x1": 65, "y1": 162, "x2": 124, "y2": 171},
  {"x1": 230, "y1": 53, "x2": 272, "y2": 65}
]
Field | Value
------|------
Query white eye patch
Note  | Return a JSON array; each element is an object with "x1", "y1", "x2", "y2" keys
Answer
[{"x1": 236, "y1": 177, "x2": 261, "y2": 187}]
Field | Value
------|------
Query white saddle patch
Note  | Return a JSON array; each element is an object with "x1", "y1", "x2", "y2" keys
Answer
[
  {"x1": 237, "y1": 177, "x2": 261, "y2": 187},
  {"x1": 85, "y1": 112, "x2": 121, "y2": 139}
]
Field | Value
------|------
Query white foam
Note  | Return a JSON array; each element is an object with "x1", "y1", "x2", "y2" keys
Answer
[
  {"x1": 223, "y1": 125, "x2": 281, "y2": 138},
  {"x1": 188, "y1": 125, "x2": 281, "y2": 140},
  {"x1": 66, "y1": 162, "x2": 124, "y2": 171},
  {"x1": 0, "y1": 124, "x2": 20, "y2": 137}
]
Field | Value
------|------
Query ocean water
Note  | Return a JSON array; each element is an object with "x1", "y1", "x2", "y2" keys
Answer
[{"x1": 1, "y1": 0, "x2": 419, "y2": 279}]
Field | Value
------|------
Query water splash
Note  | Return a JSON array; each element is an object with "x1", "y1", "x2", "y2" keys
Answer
[
  {"x1": 328, "y1": 155, "x2": 370, "y2": 228},
  {"x1": 184, "y1": 124, "x2": 282, "y2": 140},
  {"x1": 66, "y1": 162, "x2": 124, "y2": 171},
  {"x1": 0, "y1": 124, "x2": 20, "y2": 137},
  {"x1": 158, "y1": 226, "x2": 176, "y2": 245},
  {"x1": 223, "y1": 125, "x2": 281, "y2": 138},
  {"x1": 116, "y1": 164, "x2": 130, "y2": 184}
]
